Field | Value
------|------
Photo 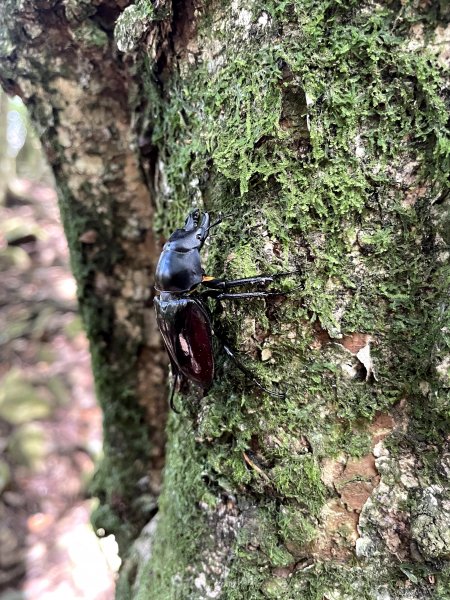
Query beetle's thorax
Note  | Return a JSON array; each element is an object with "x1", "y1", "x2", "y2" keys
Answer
[
  {"x1": 155, "y1": 210, "x2": 210, "y2": 293},
  {"x1": 155, "y1": 246, "x2": 203, "y2": 293}
]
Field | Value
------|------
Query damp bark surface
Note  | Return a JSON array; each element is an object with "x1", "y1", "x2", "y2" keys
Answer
[{"x1": 1, "y1": 1, "x2": 450, "y2": 599}]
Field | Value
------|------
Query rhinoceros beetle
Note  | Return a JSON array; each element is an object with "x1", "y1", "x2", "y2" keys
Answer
[{"x1": 154, "y1": 209, "x2": 294, "y2": 410}]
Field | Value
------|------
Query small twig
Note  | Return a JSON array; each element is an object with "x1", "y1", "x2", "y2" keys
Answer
[{"x1": 242, "y1": 451, "x2": 271, "y2": 483}]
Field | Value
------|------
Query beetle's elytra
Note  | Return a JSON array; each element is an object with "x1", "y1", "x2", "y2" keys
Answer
[{"x1": 154, "y1": 209, "x2": 293, "y2": 410}]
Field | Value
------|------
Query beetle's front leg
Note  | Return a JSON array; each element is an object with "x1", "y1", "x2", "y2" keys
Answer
[
  {"x1": 202, "y1": 271, "x2": 298, "y2": 291},
  {"x1": 213, "y1": 290, "x2": 289, "y2": 300}
]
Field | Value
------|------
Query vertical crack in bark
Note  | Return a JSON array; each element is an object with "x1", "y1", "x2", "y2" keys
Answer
[{"x1": 171, "y1": 0, "x2": 198, "y2": 59}]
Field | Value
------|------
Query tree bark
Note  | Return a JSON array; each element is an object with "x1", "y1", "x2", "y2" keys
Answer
[{"x1": 1, "y1": 1, "x2": 450, "y2": 599}]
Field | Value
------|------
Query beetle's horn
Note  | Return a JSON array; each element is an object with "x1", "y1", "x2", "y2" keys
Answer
[{"x1": 200, "y1": 212, "x2": 210, "y2": 231}]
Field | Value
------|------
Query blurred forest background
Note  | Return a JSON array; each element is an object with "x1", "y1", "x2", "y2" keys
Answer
[{"x1": 0, "y1": 90, "x2": 118, "y2": 600}]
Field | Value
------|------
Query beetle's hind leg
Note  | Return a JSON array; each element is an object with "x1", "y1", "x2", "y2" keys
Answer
[
  {"x1": 221, "y1": 342, "x2": 285, "y2": 399},
  {"x1": 168, "y1": 372, "x2": 180, "y2": 412},
  {"x1": 168, "y1": 369, "x2": 189, "y2": 413}
]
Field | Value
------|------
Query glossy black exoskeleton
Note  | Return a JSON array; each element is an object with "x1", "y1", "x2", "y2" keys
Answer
[{"x1": 154, "y1": 209, "x2": 292, "y2": 410}]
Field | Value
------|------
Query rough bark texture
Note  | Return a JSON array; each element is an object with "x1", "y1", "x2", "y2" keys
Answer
[{"x1": 2, "y1": 1, "x2": 450, "y2": 599}]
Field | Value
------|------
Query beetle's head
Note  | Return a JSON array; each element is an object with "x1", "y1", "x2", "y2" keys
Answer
[{"x1": 168, "y1": 209, "x2": 211, "y2": 252}]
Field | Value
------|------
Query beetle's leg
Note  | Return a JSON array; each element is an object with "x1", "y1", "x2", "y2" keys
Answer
[
  {"x1": 201, "y1": 286, "x2": 302, "y2": 300},
  {"x1": 202, "y1": 271, "x2": 298, "y2": 291},
  {"x1": 169, "y1": 372, "x2": 181, "y2": 413},
  {"x1": 206, "y1": 213, "x2": 224, "y2": 232},
  {"x1": 221, "y1": 343, "x2": 285, "y2": 399},
  {"x1": 213, "y1": 290, "x2": 291, "y2": 300},
  {"x1": 203, "y1": 275, "x2": 276, "y2": 289}
]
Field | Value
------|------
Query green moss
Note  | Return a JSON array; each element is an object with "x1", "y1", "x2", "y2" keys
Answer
[
  {"x1": 261, "y1": 577, "x2": 290, "y2": 598},
  {"x1": 271, "y1": 455, "x2": 325, "y2": 508},
  {"x1": 333, "y1": 426, "x2": 371, "y2": 459},
  {"x1": 51, "y1": 177, "x2": 154, "y2": 553},
  {"x1": 144, "y1": 0, "x2": 450, "y2": 425},
  {"x1": 88, "y1": 338, "x2": 153, "y2": 550},
  {"x1": 258, "y1": 518, "x2": 295, "y2": 567},
  {"x1": 278, "y1": 505, "x2": 318, "y2": 548},
  {"x1": 0, "y1": 0, "x2": 19, "y2": 60},
  {"x1": 138, "y1": 419, "x2": 217, "y2": 599},
  {"x1": 222, "y1": 558, "x2": 394, "y2": 600},
  {"x1": 433, "y1": 564, "x2": 450, "y2": 599}
]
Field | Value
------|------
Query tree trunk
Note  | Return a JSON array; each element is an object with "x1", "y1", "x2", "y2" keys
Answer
[
  {"x1": 1, "y1": 1, "x2": 449, "y2": 599},
  {"x1": 0, "y1": 0, "x2": 168, "y2": 551}
]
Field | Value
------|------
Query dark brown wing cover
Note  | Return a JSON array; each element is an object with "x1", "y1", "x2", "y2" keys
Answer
[{"x1": 155, "y1": 297, "x2": 214, "y2": 388}]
